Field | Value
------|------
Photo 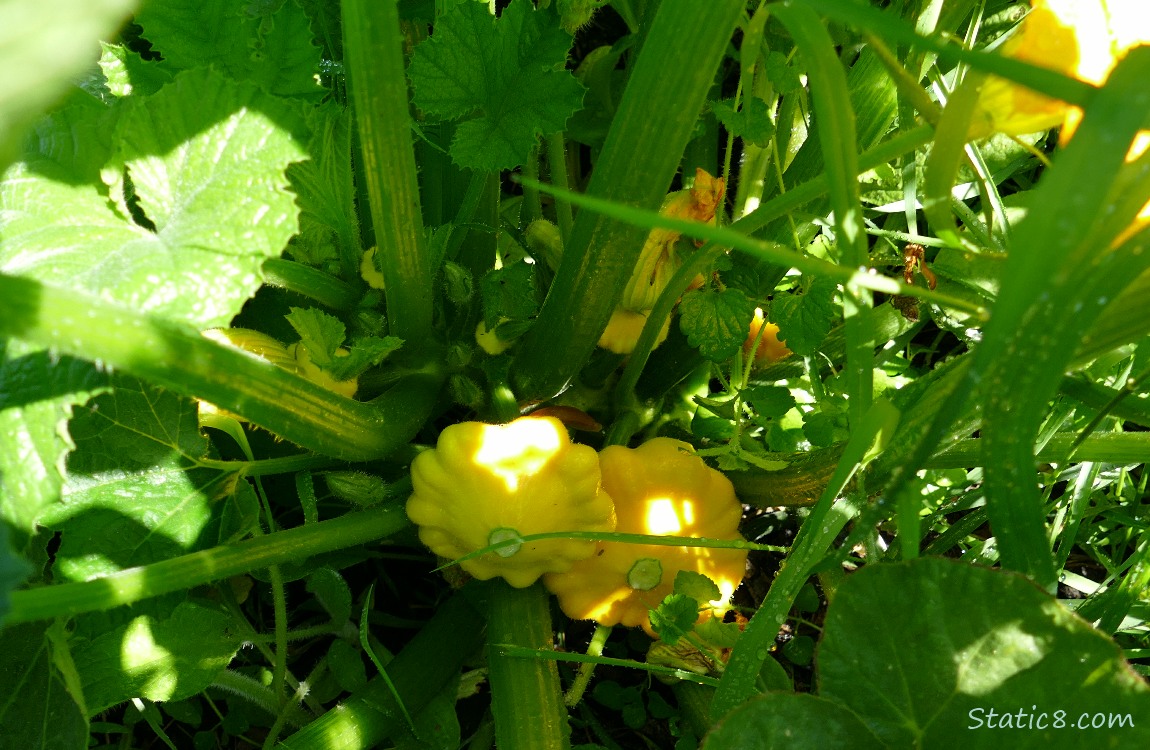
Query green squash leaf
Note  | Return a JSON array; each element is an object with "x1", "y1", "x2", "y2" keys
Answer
[
  {"x1": 327, "y1": 638, "x2": 368, "y2": 693},
  {"x1": 818, "y1": 558, "x2": 1150, "y2": 747},
  {"x1": 679, "y1": 288, "x2": 757, "y2": 362},
  {"x1": 771, "y1": 276, "x2": 837, "y2": 357},
  {"x1": 712, "y1": 97, "x2": 775, "y2": 147},
  {"x1": 286, "y1": 105, "x2": 360, "y2": 270},
  {"x1": 742, "y1": 385, "x2": 795, "y2": 420},
  {"x1": 0, "y1": 0, "x2": 136, "y2": 170},
  {"x1": 1, "y1": 67, "x2": 307, "y2": 328},
  {"x1": 480, "y1": 260, "x2": 538, "y2": 329},
  {"x1": 38, "y1": 377, "x2": 246, "y2": 583},
  {"x1": 0, "y1": 342, "x2": 109, "y2": 552},
  {"x1": 673, "y1": 570, "x2": 721, "y2": 604},
  {"x1": 408, "y1": 0, "x2": 585, "y2": 170},
  {"x1": 73, "y1": 601, "x2": 242, "y2": 714},
  {"x1": 98, "y1": 42, "x2": 175, "y2": 98},
  {"x1": 0, "y1": 623, "x2": 89, "y2": 746},
  {"x1": 287, "y1": 306, "x2": 347, "y2": 365},
  {"x1": 704, "y1": 693, "x2": 884, "y2": 749},
  {"x1": 325, "y1": 336, "x2": 404, "y2": 382},
  {"x1": 135, "y1": 0, "x2": 323, "y2": 98},
  {"x1": 649, "y1": 593, "x2": 701, "y2": 646}
]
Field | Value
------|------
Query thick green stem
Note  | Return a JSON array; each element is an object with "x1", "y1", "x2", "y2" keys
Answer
[
  {"x1": 279, "y1": 589, "x2": 487, "y2": 750},
  {"x1": 6, "y1": 504, "x2": 411, "y2": 624},
  {"x1": 342, "y1": 0, "x2": 433, "y2": 342},
  {"x1": 545, "y1": 132, "x2": 575, "y2": 241},
  {"x1": 0, "y1": 272, "x2": 441, "y2": 461},
  {"x1": 261, "y1": 258, "x2": 361, "y2": 312},
  {"x1": 512, "y1": 0, "x2": 747, "y2": 399},
  {"x1": 487, "y1": 581, "x2": 570, "y2": 750}
]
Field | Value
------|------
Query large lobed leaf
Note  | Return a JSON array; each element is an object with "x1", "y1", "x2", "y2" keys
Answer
[
  {"x1": 0, "y1": 65, "x2": 304, "y2": 582},
  {"x1": 706, "y1": 558, "x2": 1150, "y2": 749},
  {"x1": 134, "y1": 0, "x2": 323, "y2": 98},
  {"x1": 0, "y1": 67, "x2": 307, "y2": 326},
  {"x1": 38, "y1": 376, "x2": 256, "y2": 583},
  {"x1": 0, "y1": 0, "x2": 138, "y2": 170},
  {"x1": 72, "y1": 602, "x2": 242, "y2": 714},
  {"x1": 0, "y1": 622, "x2": 89, "y2": 749},
  {"x1": 0, "y1": 344, "x2": 109, "y2": 553},
  {"x1": 407, "y1": 0, "x2": 585, "y2": 170}
]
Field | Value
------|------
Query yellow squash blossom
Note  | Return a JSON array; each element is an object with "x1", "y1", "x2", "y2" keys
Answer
[
  {"x1": 973, "y1": 0, "x2": 1150, "y2": 138},
  {"x1": 743, "y1": 307, "x2": 791, "y2": 367},
  {"x1": 971, "y1": 0, "x2": 1150, "y2": 237}
]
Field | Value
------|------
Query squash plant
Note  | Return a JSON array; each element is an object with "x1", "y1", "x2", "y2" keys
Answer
[{"x1": 2, "y1": 0, "x2": 1150, "y2": 748}]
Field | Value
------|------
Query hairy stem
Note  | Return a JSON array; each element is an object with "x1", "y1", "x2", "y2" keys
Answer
[
  {"x1": 342, "y1": 0, "x2": 434, "y2": 342},
  {"x1": 512, "y1": 0, "x2": 747, "y2": 399},
  {"x1": 6, "y1": 504, "x2": 411, "y2": 624},
  {"x1": 0, "y1": 272, "x2": 442, "y2": 461}
]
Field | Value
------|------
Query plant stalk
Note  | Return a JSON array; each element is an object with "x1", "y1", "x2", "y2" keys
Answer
[
  {"x1": 512, "y1": 0, "x2": 747, "y2": 399},
  {"x1": 6, "y1": 504, "x2": 411, "y2": 624},
  {"x1": 342, "y1": 0, "x2": 434, "y2": 342},
  {"x1": 486, "y1": 581, "x2": 570, "y2": 750},
  {"x1": 0, "y1": 272, "x2": 442, "y2": 461}
]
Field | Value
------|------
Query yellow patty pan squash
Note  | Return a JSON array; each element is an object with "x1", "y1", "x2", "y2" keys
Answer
[
  {"x1": 406, "y1": 416, "x2": 616, "y2": 588},
  {"x1": 543, "y1": 438, "x2": 748, "y2": 636}
]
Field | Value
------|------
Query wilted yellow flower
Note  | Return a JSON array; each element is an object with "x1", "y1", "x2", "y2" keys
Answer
[{"x1": 598, "y1": 169, "x2": 724, "y2": 354}]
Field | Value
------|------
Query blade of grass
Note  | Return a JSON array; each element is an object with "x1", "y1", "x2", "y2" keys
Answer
[
  {"x1": 922, "y1": 69, "x2": 984, "y2": 245},
  {"x1": 799, "y1": 0, "x2": 1093, "y2": 108},
  {"x1": 881, "y1": 47, "x2": 1150, "y2": 591},
  {"x1": 359, "y1": 584, "x2": 416, "y2": 734},
  {"x1": 494, "y1": 645, "x2": 721, "y2": 688},
  {"x1": 926, "y1": 432, "x2": 1150, "y2": 468},
  {"x1": 517, "y1": 178, "x2": 984, "y2": 316},
  {"x1": 711, "y1": 398, "x2": 901, "y2": 718},
  {"x1": 773, "y1": 2, "x2": 873, "y2": 427},
  {"x1": 966, "y1": 51, "x2": 1150, "y2": 590}
]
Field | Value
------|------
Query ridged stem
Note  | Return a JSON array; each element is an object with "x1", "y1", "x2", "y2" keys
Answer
[
  {"x1": 0, "y1": 272, "x2": 441, "y2": 461},
  {"x1": 512, "y1": 0, "x2": 747, "y2": 399},
  {"x1": 342, "y1": 0, "x2": 433, "y2": 342},
  {"x1": 486, "y1": 581, "x2": 570, "y2": 750},
  {"x1": 6, "y1": 503, "x2": 411, "y2": 624}
]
